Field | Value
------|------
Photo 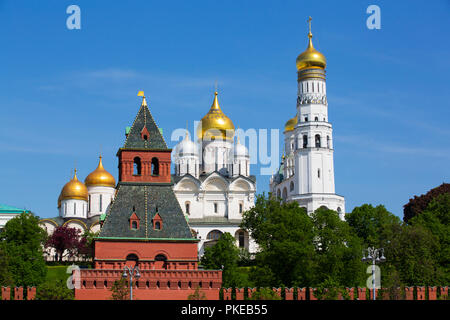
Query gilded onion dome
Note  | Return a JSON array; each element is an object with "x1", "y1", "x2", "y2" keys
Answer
[
  {"x1": 85, "y1": 156, "x2": 116, "y2": 188},
  {"x1": 296, "y1": 18, "x2": 326, "y2": 71},
  {"x1": 60, "y1": 170, "x2": 88, "y2": 201},
  {"x1": 284, "y1": 115, "x2": 298, "y2": 132},
  {"x1": 197, "y1": 91, "x2": 235, "y2": 141}
]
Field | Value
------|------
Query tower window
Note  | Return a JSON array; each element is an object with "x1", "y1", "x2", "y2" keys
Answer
[
  {"x1": 155, "y1": 221, "x2": 161, "y2": 230},
  {"x1": 290, "y1": 181, "x2": 294, "y2": 191},
  {"x1": 303, "y1": 135, "x2": 308, "y2": 148},
  {"x1": 327, "y1": 136, "x2": 330, "y2": 148},
  {"x1": 131, "y1": 221, "x2": 138, "y2": 230},
  {"x1": 151, "y1": 157, "x2": 159, "y2": 176},
  {"x1": 99, "y1": 194, "x2": 103, "y2": 212},
  {"x1": 239, "y1": 203, "x2": 243, "y2": 213},
  {"x1": 185, "y1": 202, "x2": 190, "y2": 215},
  {"x1": 315, "y1": 134, "x2": 321, "y2": 148},
  {"x1": 133, "y1": 157, "x2": 142, "y2": 175},
  {"x1": 318, "y1": 169, "x2": 321, "y2": 178},
  {"x1": 305, "y1": 117, "x2": 308, "y2": 122},
  {"x1": 88, "y1": 195, "x2": 91, "y2": 212},
  {"x1": 74, "y1": 203, "x2": 76, "y2": 215},
  {"x1": 214, "y1": 203, "x2": 218, "y2": 213},
  {"x1": 315, "y1": 117, "x2": 318, "y2": 121},
  {"x1": 238, "y1": 231, "x2": 245, "y2": 248}
]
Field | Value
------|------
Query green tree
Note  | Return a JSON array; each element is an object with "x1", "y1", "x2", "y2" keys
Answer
[
  {"x1": 0, "y1": 212, "x2": 47, "y2": 287},
  {"x1": 310, "y1": 206, "x2": 366, "y2": 288},
  {"x1": 201, "y1": 232, "x2": 244, "y2": 287},
  {"x1": 248, "y1": 287, "x2": 282, "y2": 300},
  {"x1": 346, "y1": 204, "x2": 401, "y2": 247},
  {"x1": 110, "y1": 278, "x2": 129, "y2": 300},
  {"x1": 35, "y1": 280, "x2": 74, "y2": 300},
  {"x1": 187, "y1": 286, "x2": 207, "y2": 300},
  {"x1": 241, "y1": 193, "x2": 316, "y2": 288},
  {"x1": 0, "y1": 246, "x2": 13, "y2": 287},
  {"x1": 409, "y1": 193, "x2": 450, "y2": 284},
  {"x1": 386, "y1": 223, "x2": 439, "y2": 286}
]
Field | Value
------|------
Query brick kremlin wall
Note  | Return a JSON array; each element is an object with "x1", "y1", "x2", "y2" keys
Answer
[
  {"x1": 2, "y1": 285, "x2": 448, "y2": 300},
  {"x1": 1, "y1": 287, "x2": 36, "y2": 300},
  {"x1": 221, "y1": 286, "x2": 449, "y2": 300}
]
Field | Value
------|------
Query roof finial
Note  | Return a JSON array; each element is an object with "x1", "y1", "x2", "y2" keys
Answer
[
  {"x1": 214, "y1": 80, "x2": 218, "y2": 94},
  {"x1": 307, "y1": 16, "x2": 314, "y2": 46},
  {"x1": 138, "y1": 90, "x2": 147, "y2": 106},
  {"x1": 185, "y1": 120, "x2": 189, "y2": 140}
]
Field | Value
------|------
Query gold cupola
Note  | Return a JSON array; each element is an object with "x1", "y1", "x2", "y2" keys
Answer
[
  {"x1": 85, "y1": 156, "x2": 116, "y2": 188},
  {"x1": 60, "y1": 169, "x2": 88, "y2": 201},
  {"x1": 296, "y1": 17, "x2": 326, "y2": 71},
  {"x1": 284, "y1": 115, "x2": 298, "y2": 132},
  {"x1": 197, "y1": 91, "x2": 235, "y2": 141}
]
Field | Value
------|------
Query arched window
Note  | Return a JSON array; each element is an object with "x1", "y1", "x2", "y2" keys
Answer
[
  {"x1": 155, "y1": 254, "x2": 167, "y2": 261},
  {"x1": 155, "y1": 221, "x2": 161, "y2": 230},
  {"x1": 126, "y1": 254, "x2": 139, "y2": 262},
  {"x1": 282, "y1": 187, "x2": 288, "y2": 201},
  {"x1": 133, "y1": 157, "x2": 142, "y2": 175},
  {"x1": 99, "y1": 194, "x2": 103, "y2": 212},
  {"x1": 238, "y1": 231, "x2": 245, "y2": 248},
  {"x1": 185, "y1": 202, "x2": 190, "y2": 215},
  {"x1": 151, "y1": 157, "x2": 159, "y2": 176},
  {"x1": 315, "y1": 116, "x2": 318, "y2": 121},
  {"x1": 327, "y1": 136, "x2": 330, "y2": 148},
  {"x1": 239, "y1": 203, "x2": 243, "y2": 214},
  {"x1": 277, "y1": 189, "x2": 281, "y2": 199},
  {"x1": 318, "y1": 169, "x2": 321, "y2": 178},
  {"x1": 290, "y1": 181, "x2": 294, "y2": 192},
  {"x1": 303, "y1": 135, "x2": 308, "y2": 148},
  {"x1": 315, "y1": 134, "x2": 321, "y2": 148},
  {"x1": 131, "y1": 221, "x2": 138, "y2": 229},
  {"x1": 207, "y1": 230, "x2": 223, "y2": 240}
]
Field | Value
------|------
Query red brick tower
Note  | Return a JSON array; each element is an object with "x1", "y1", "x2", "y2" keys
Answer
[{"x1": 74, "y1": 93, "x2": 222, "y2": 300}]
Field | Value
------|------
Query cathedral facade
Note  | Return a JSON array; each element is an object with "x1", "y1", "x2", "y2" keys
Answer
[
  {"x1": 270, "y1": 20, "x2": 345, "y2": 219},
  {"x1": 39, "y1": 156, "x2": 116, "y2": 261},
  {"x1": 172, "y1": 92, "x2": 257, "y2": 255}
]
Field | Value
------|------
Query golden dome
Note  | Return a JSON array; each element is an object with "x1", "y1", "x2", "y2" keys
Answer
[
  {"x1": 197, "y1": 91, "x2": 235, "y2": 141},
  {"x1": 85, "y1": 156, "x2": 116, "y2": 188},
  {"x1": 60, "y1": 170, "x2": 88, "y2": 201},
  {"x1": 296, "y1": 18, "x2": 326, "y2": 71},
  {"x1": 285, "y1": 115, "x2": 298, "y2": 132}
]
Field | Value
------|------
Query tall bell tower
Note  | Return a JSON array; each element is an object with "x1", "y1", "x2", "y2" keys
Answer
[{"x1": 270, "y1": 17, "x2": 345, "y2": 218}]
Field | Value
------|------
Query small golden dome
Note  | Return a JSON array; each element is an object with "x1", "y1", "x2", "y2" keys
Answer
[
  {"x1": 60, "y1": 170, "x2": 88, "y2": 201},
  {"x1": 85, "y1": 156, "x2": 116, "y2": 188},
  {"x1": 296, "y1": 18, "x2": 326, "y2": 71},
  {"x1": 197, "y1": 91, "x2": 235, "y2": 141},
  {"x1": 285, "y1": 115, "x2": 298, "y2": 132}
]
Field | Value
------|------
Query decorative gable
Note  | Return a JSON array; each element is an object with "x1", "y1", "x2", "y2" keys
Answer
[
  {"x1": 152, "y1": 212, "x2": 163, "y2": 230},
  {"x1": 129, "y1": 211, "x2": 140, "y2": 230}
]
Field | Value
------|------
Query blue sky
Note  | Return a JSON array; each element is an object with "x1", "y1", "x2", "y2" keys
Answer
[{"x1": 0, "y1": 0, "x2": 449, "y2": 219}]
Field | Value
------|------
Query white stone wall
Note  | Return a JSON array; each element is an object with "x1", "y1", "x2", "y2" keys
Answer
[
  {"x1": 60, "y1": 199, "x2": 88, "y2": 219},
  {"x1": 87, "y1": 185, "x2": 115, "y2": 218}
]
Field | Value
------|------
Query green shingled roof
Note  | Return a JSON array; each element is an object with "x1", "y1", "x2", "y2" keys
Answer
[
  {"x1": 99, "y1": 100, "x2": 194, "y2": 241},
  {"x1": 0, "y1": 204, "x2": 30, "y2": 214},
  {"x1": 122, "y1": 101, "x2": 168, "y2": 150}
]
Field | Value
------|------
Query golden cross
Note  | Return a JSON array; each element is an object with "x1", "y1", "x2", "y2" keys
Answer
[{"x1": 307, "y1": 16, "x2": 312, "y2": 34}]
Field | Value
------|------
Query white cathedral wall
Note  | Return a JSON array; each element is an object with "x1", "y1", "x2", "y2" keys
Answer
[
  {"x1": 87, "y1": 186, "x2": 115, "y2": 218},
  {"x1": 60, "y1": 199, "x2": 88, "y2": 219},
  {"x1": 193, "y1": 225, "x2": 258, "y2": 256},
  {"x1": 201, "y1": 140, "x2": 233, "y2": 174}
]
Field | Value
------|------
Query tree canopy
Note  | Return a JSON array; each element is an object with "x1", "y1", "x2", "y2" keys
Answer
[{"x1": 0, "y1": 212, "x2": 47, "y2": 287}]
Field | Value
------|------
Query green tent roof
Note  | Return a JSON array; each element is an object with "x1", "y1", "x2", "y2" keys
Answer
[{"x1": 0, "y1": 204, "x2": 30, "y2": 214}]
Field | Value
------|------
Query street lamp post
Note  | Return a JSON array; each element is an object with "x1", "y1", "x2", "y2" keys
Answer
[
  {"x1": 362, "y1": 247, "x2": 386, "y2": 300},
  {"x1": 122, "y1": 265, "x2": 141, "y2": 300}
]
